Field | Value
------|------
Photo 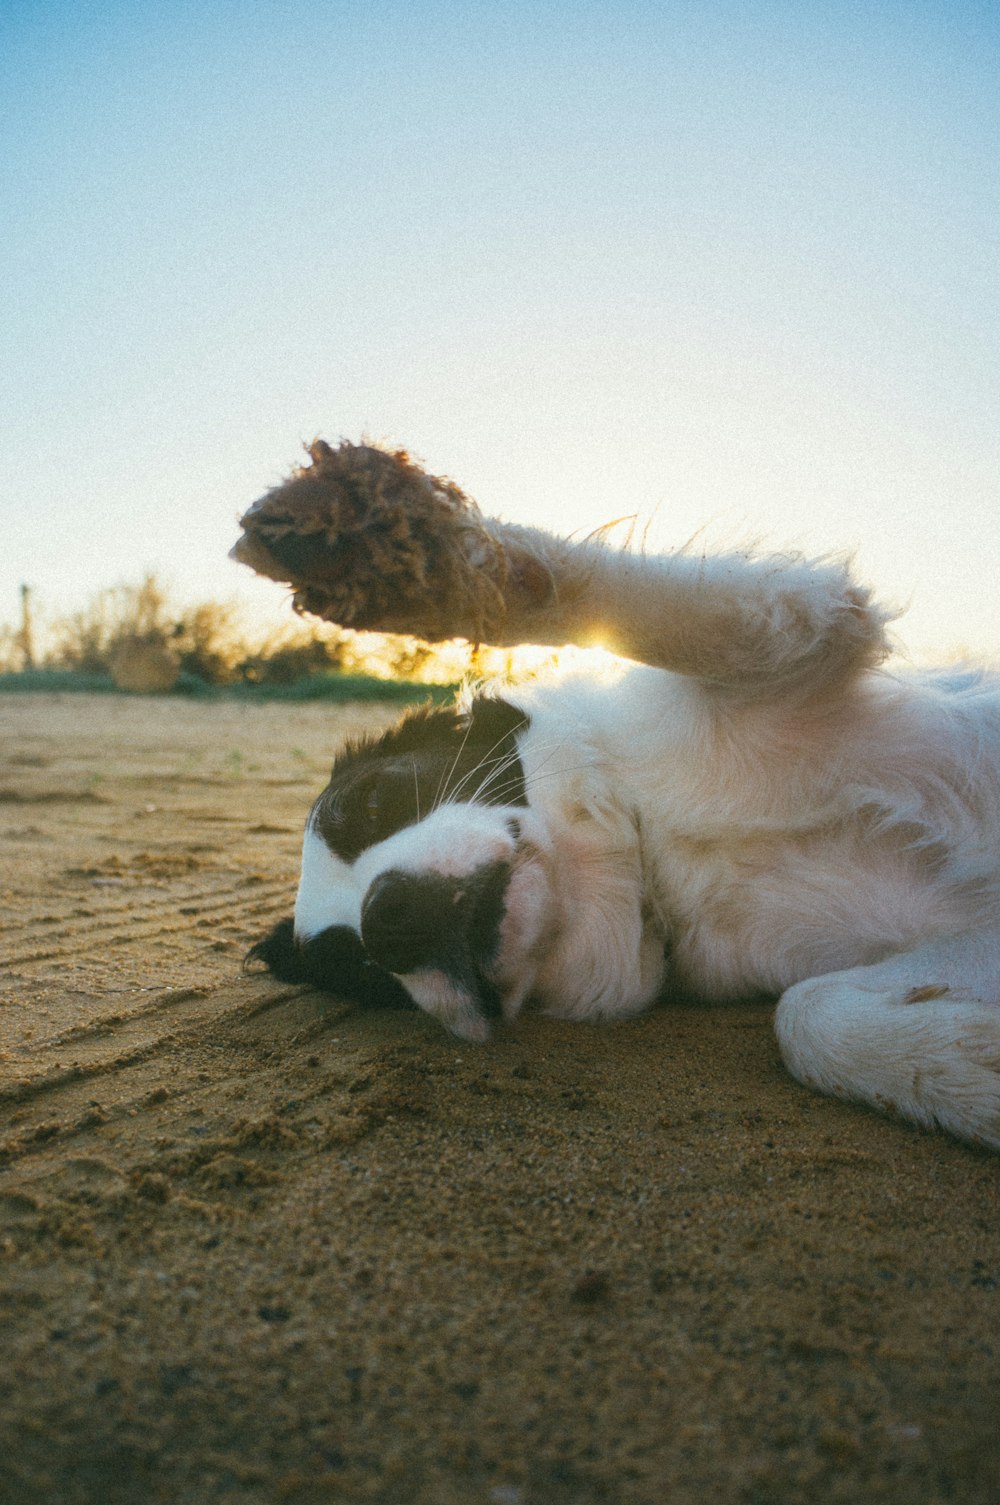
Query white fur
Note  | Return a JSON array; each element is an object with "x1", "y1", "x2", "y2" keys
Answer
[
  {"x1": 295, "y1": 816, "x2": 360, "y2": 939},
  {"x1": 295, "y1": 540, "x2": 1000, "y2": 1150}
]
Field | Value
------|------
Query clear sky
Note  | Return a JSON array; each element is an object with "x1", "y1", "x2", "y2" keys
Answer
[{"x1": 3, "y1": 0, "x2": 998, "y2": 659}]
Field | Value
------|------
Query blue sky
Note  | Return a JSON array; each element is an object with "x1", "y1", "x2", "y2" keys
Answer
[{"x1": 3, "y1": 0, "x2": 998, "y2": 657}]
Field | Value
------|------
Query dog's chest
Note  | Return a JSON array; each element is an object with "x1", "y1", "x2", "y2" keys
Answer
[
  {"x1": 519, "y1": 663, "x2": 994, "y2": 1002},
  {"x1": 649, "y1": 825, "x2": 844, "y2": 994},
  {"x1": 645, "y1": 819, "x2": 958, "y2": 1001}
]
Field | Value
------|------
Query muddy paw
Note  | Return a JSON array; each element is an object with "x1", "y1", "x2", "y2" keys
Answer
[{"x1": 232, "y1": 439, "x2": 511, "y2": 641}]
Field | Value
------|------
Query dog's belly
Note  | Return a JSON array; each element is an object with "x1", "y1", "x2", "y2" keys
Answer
[{"x1": 654, "y1": 829, "x2": 974, "y2": 1001}]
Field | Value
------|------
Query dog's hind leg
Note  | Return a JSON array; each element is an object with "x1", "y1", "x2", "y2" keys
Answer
[
  {"x1": 233, "y1": 441, "x2": 891, "y2": 698},
  {"x1": 774, "y1": 931, "x2": 1000, "y2": 1148}
]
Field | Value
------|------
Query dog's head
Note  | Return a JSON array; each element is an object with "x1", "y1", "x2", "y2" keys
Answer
[{"x1": 248, "y1": 693, "x2": 558, "y2": 1040}]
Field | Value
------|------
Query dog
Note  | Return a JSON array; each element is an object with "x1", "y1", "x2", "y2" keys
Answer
[{"x1": 249, "y1": 537, "x2": 1000, "y2": 1150}]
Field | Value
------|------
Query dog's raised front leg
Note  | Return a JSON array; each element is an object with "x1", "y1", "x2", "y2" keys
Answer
[
  {"x1": 499, "y1": 534, "x2": 892, "y2": 698},
  {"x1": 775, "y1": 933, "x2": 1000, "y2": 1149},
  {"x1": 233, "y1": 440, "x2": 891, "y2": 697}
]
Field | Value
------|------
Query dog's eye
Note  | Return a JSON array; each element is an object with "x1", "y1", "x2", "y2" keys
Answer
[{"x1": 322, "y1": 771, "x2": 419, "y2": 859}]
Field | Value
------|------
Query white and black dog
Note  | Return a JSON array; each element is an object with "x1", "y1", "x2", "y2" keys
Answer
[{"x1": 250, "y1": 538, "x2": 1000, "y2": 1149}]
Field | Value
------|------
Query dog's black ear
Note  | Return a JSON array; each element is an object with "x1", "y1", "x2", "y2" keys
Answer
[
  {"x1": 245, "y1": 917, "x2": 307, "y2": 981},
  {"x1": 245, "y1": 918, "x2": 415, "y2": 1011}
]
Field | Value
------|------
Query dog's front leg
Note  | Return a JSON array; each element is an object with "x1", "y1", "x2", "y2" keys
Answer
[
  {"x1": 233, "y1": 441, "x2": 891, "y2": 698},
  {"x1": 498, "y1": 535, "x2": 893, "y2": 699}
]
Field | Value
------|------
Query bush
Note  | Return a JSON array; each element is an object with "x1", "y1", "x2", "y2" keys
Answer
[{"x1": 4, "y1": 573, "x2": 476, "y2": 693}]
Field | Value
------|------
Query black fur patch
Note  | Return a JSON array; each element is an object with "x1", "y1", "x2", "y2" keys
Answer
[
  {"x1": 315, "y1": 695, "x2": 529, "y2": 862},
  {"x1": 245, "y1": 918, "x2": 414, "y2": 1011},
  {"x1": 359, "y1": 860, "x2": 512, "y2": 1008}
]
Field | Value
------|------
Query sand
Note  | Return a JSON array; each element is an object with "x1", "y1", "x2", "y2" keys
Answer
[{"x1": 1, "y1": 691, "x2": 998, "y2": 1505}]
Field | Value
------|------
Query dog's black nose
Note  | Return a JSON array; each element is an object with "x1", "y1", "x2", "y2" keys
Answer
[
  {"x1": 360, "y1": 871, "x2": 452, "y2": 973},
  {"x1": 360, "y1": 864, "x2": 510, "y2": 976}
]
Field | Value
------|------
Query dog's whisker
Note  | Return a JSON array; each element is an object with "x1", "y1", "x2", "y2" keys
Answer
[
  {"x1": 464, "y1": 748, "x2": 529, "y2": 807},
  {"x1": 432, "y1": 712, "x2": 476, "y2": 815},
  {"x1": 441, "y1": 730, "x2": 573, "y2": 810},
  {"x1": 439, "y1": 721, "x2": 530, "y2": 808}
]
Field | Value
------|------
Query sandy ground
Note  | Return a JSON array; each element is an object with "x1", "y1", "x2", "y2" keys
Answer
[{"x1": 1, "y1": 691, "x2": 999, "y2": 1505}]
